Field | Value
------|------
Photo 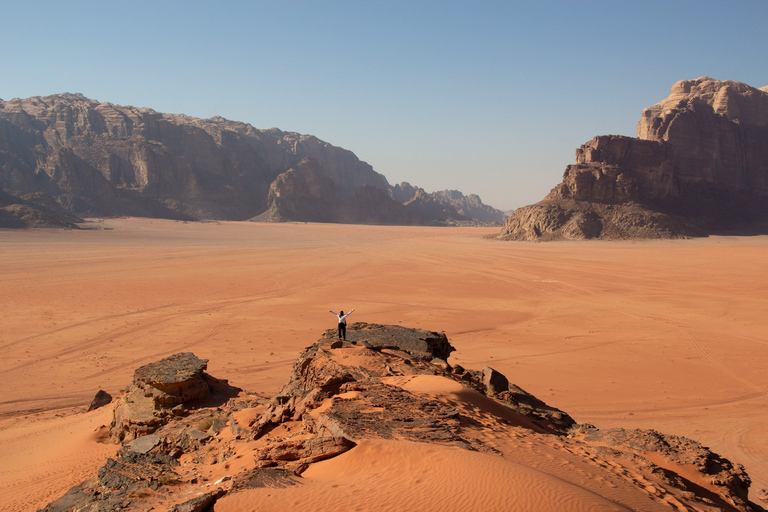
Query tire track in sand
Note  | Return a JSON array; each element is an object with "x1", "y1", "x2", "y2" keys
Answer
[{"x1": 683, "y1": 328, "x2": 767, "y2": 396}]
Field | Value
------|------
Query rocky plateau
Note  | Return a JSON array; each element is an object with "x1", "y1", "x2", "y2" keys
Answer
[
  {"x1": 499, "y1": 77, "x2": 768, "y2": 240},
  {"x1": 41, "y1": 323, "x2": 757, "y2": 512}
]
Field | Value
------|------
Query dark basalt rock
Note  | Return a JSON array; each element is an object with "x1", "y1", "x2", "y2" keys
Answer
[
  {"x1": 339, "y1": 322, "x2": 455, "y2": 361},
  {"x1": 87, "y1": 389, "x2": 112, "y2": 411},
  {"x1": 170, "y1": 488, "x2": 226, "y2": 512}
]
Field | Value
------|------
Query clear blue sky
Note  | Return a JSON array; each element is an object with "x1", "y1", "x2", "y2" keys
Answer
[{"x1": 1, "y1": 1, "x2": 766, "y2": 210}]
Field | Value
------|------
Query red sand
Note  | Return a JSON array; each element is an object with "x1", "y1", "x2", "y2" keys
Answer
[{"x1": 1, "y1": 218, "x2": 766, "y2": 510}]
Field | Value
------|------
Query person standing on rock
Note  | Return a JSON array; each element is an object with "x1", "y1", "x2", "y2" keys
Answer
[{"x1": 330, "y1": 309, "x2": 354, "y2": 340}]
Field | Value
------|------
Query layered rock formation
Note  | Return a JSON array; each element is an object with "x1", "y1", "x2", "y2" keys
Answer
[
  {"x1": 0, "y1": 93, "x2": 500, "y2": 227},
  {"x1": 42, "y1": 324, "x2": 755, "y2": 512},
  {"x1": 499, "y1": 77, "x2": 768, "y2": 240}
]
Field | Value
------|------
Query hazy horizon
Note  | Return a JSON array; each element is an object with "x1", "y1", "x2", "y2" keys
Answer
[{"x1": 2, "y1": 1, "x2": 766, "y2": 210}]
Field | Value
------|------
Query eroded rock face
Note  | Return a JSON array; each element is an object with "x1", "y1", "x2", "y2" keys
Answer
[
  {"x1": 0, "y1": 93, "x2": 501, "y2": 225},
  {"x1": 500, "y1": 77, "x2": 768, "y2": 240}
]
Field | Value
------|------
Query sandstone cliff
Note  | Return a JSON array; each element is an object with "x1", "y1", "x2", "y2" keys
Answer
[
  {"x1": 499, "y1": 77, "x2": 768, "y2": 240},
  {"x1": 0, "y1": 93, "x2": 499, "y2": 226},
  {"x1": 253, "y1": 157, "x2": 418, "y2": 224}
]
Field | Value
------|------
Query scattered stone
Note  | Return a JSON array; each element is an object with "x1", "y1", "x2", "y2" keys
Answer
[
  {"x1": 211, "y1": 418, "x2": 227, "y2": 435},
  {"x1": 170, "y1": 488, "x2": 226, "y2": 512},
  {"x1": 126, "y1": 434, "x2": 162, "y2": 455},
  {"x1": 330, "y1": 340, "x2": 344, "y2": 349},
  {"x1": 233, "y1": 468, "x2": 299, "y2": 490},
  {"x1": 482, "y1": 366, "x2": 509, "y2": 395},
  {"x1": 259, "y1": 436, "x2": 355, "y2": 468},
  {"x1": 431, "y1": 358, "x2": 452, "y2": 372},
  {"x1": 87, "y1": 389, "x2": 112, "y2": 411},
  {"x1": 188, "y1": 429, "x2": 211, "y2": 442}
]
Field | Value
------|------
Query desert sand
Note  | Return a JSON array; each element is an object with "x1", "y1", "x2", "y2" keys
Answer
[{"x1": 1, "y1": 218, "x2": 767, "y2": 511}]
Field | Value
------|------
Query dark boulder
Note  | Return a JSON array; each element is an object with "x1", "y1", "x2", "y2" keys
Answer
[{"x1": 87, "y1": 389, "x2": 112, "y2": 411}]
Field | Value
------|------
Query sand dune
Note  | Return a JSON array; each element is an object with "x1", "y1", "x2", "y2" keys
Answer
[
  {"x1": 217, "y1": 438, "x2": 633, "y2": 512},
  {"x1": 1, "y1": 218, "x2": 766, "y2": 510}
]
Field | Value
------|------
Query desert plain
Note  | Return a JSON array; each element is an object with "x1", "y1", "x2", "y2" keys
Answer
[{"x1": 1, "y1": 218, "x2": 767, "y2": 511}]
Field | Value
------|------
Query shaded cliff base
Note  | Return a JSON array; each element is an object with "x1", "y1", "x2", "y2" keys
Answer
[
  {"x1": 0, "y1": 189, "x2": 83, "y2": 229},
  {"x1": 498, "y1": 190, "x2": 768, "y2": 241},
  {"x1": 42, "y1": 324, "x2": 759, "y2": 512}
]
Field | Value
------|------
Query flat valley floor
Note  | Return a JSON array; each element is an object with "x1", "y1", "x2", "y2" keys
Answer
[{"x1": 1, "y1": 218, "x2": 767, "y2": 511}]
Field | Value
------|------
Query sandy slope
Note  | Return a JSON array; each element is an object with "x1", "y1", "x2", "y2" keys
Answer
[
  {"x1": 1, "y1": 218, "x2": 767, "y2": 510},
  {"x1": 218, "y1": 439, "x2": 631, "y2": 512}
]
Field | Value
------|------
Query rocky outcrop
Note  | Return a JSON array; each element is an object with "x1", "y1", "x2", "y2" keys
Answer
[
  {"x1": 0, "y1": 93, "x2": 500, "y2": 226},
  {"x1": 346, "y1": 322, "x2": 455, "y2": 361},
  {"x1": 87, "y1": 390, "x2": 112, "y2": 412},
  {"x1": 571, "y1": 424, "x2": 752, "y2": 511},
  {"x1": 499, "y1": 77, "x2": 768, "y2": 240},
  {"x1": 0, "y1": 188, "x2": 82, "y2": 229},
  {"x1": 110, "y1": 352, "x2": 240, "y2": 443},
  {"x1": 42, "y1": 324, "x2": 755, "y2": 512}
]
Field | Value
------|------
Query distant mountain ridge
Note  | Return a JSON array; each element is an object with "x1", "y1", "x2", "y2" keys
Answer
[
  {"x1": 498, "y1": 77, "x2": 768, "y2": 240},
  {"x1": 0, "y1": 93, "x2": 503, "y2": 227},
  {"x1": 392, "y1": 183, "x2": 505, "y2": 223}
]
